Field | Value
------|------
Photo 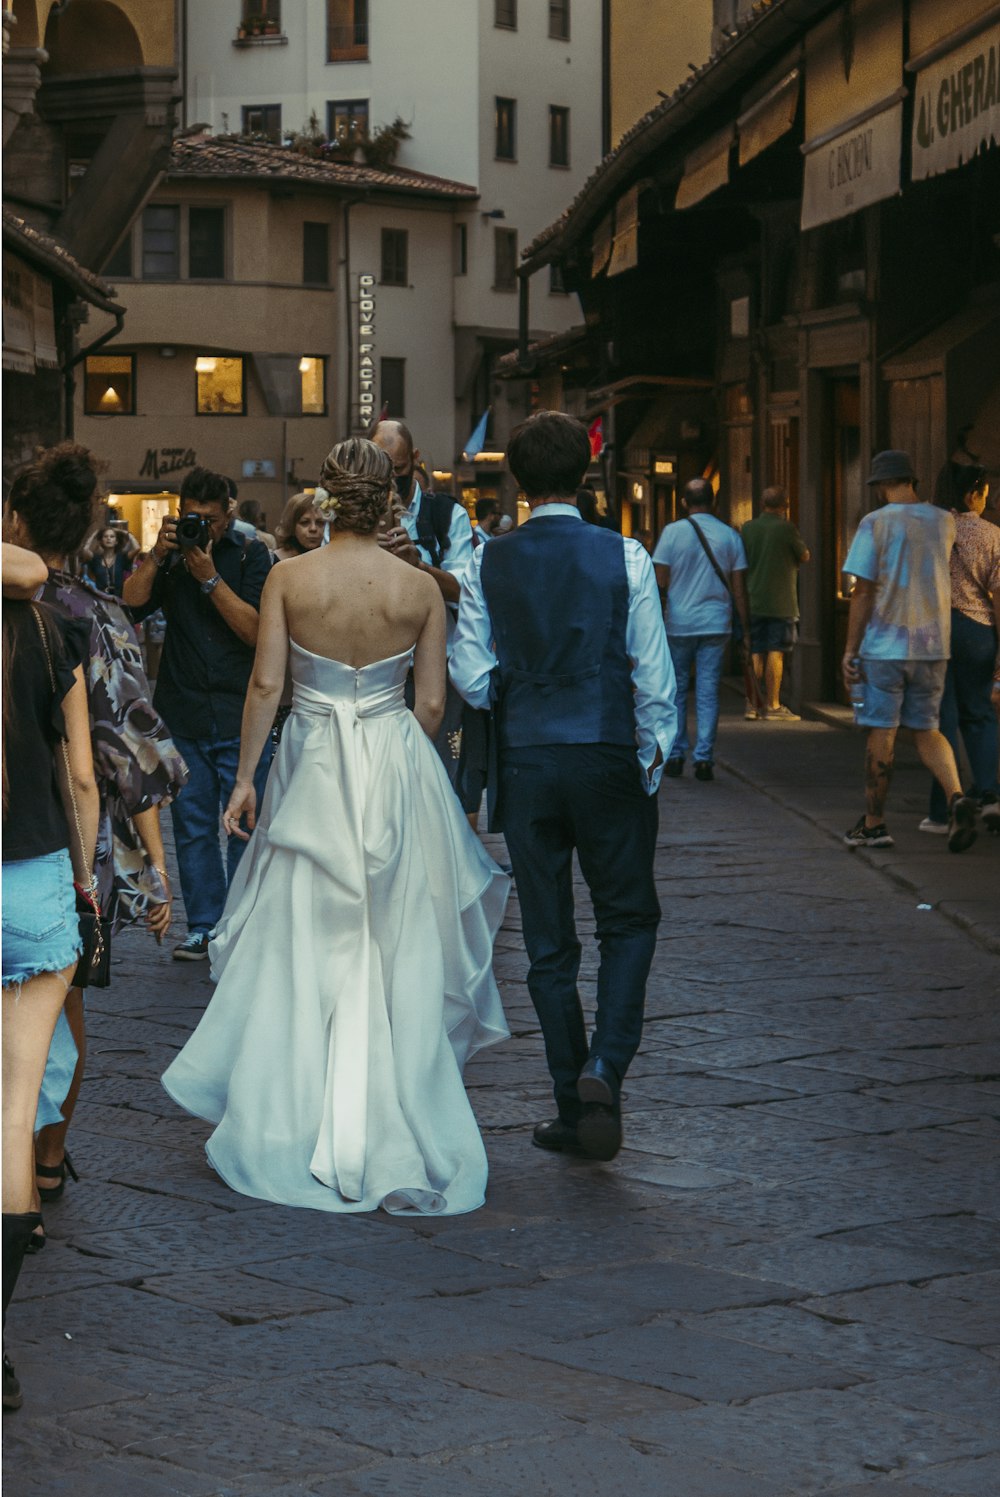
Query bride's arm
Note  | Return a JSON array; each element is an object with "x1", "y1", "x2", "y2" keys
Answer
[
  {"x1": 223, "y1": 570, "x2": 288, "y2": 839},
  {"x1": 412, "y1": 583, "x2": 447, "y2": 741}
]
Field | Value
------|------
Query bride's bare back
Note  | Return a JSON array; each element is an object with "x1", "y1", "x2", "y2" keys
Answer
[{"x1": 278, "y1": 533, "x2": 438, "y2": 667}]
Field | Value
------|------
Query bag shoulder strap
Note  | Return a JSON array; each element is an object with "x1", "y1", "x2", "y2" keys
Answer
[
  {"x1": 30, "y1": 604, "x2": 97, "y2": 906},
  {"x1": 685, "y1": 515, "x2": 733, "y2": 599}
]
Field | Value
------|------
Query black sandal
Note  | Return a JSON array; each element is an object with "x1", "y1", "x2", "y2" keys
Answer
[
  {"x1": 24, "y1": 1218, "x2": 45, "y2": 1256},
  {"x1": 35, "y1": 1151, "x2": 79, "y2": 1205}
]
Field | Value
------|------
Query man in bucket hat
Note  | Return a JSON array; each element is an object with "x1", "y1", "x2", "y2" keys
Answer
[{"x1": 841, "y1": 451, "x2": 978, "y2": 853}]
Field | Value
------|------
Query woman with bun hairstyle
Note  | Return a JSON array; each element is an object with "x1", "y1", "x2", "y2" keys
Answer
[
  {"x1": 163, "y1": 438, "x2": 510, "y2": 1218},
  {"x1": 2, "y1": 588, "x2": 98, "y2": 1410},
  {"x1": 2, "y1": 445, "x2": 187, "y2": 1237}
]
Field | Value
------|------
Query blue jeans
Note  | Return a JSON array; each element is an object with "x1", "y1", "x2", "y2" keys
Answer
[
  {"x1": 171, "y1": 733, "x2": 273, "y2": 936},
  {"x1": 929, "y1": 610, "x2": 1000, "y2": 822},
  {"x1": 667, "y1": 634, "x2": 728, "y2": 764}
]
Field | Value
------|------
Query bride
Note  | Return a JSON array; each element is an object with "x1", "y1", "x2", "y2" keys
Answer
[{"x1": 162, "y1": 439, "x2": 510, "y2": 1216}]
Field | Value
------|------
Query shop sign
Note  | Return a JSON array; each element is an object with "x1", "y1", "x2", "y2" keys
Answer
[
  {"x1": 358, "y1": 273, "x2": 376, "y2": 426},
  {"x1": 801, "y1": 101, "x2": 902, "y2": 230},
  {"x1": 139, "y1": 447, "x2": 197, "y2": 480},
  {"x1": 911, "y1": 25, "x2": 1000, "y2": 181}
]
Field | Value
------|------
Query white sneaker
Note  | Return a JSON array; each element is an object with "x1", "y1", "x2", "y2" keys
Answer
[
  {"x1": 765, "y1": 704, "x2": 801, "y2": 722},
  {"x1": 917, "y1": 818, "x2": 949, "y2": 835},
  {"x1": 744, "y1": 706, "x2": 758, "y2": 720}
]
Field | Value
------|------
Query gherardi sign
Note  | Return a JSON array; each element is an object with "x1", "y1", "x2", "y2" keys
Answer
[{"x1": 911, "y1": 26, "x2": 1000, "y2": 182}]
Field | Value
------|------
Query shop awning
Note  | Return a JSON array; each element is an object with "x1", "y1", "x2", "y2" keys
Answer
[
  {"x1": 881, "y1": 294, "x2": 1000, "y2": 379},
  {"x1": 908, "y1": 4, "x2": 1000, "y2": 182},
  {"x1": 591, "y1": 212, "x2": 613, "y2": 276},
  {"x1": 800, "y1": 0, "x2": 905, "y2": 230},
  {"x1": 738, "y1": 68, "x2": 801, "y2": 166},
  {"x1": 675, "y1": 125, "x2": 736, "y2": 209},
  {"x1": 607, "y1": 184, "x2": 639, "y2": 276}
]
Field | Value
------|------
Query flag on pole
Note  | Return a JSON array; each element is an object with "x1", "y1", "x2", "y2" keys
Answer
[
  {"x1": 462, "y1": 407, "x2": 490, "y2": 460},
  {"x1": 588, "y1": 416, "x2": 604, "y2": 459}
]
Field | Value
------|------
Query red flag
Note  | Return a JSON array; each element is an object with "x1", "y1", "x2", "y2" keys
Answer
[{"x1": 588, "y1": 416, "x2": 603, "y2": 459}]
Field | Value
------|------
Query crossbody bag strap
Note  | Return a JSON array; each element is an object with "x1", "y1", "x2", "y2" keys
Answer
[
  {"x1": 30, "y1": 605, "x2": 100, "y2": 924},
  {"x1": 685, "y1": 516, "x2": 733, "y2": 598}
]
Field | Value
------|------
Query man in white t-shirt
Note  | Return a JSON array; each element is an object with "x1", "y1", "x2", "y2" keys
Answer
[
  {"x1": 841, "y1": 449, "x2": 977, "y2": 853},
  {"x1": 652, "y1": 479, "x2": 751, "y2": 781}
]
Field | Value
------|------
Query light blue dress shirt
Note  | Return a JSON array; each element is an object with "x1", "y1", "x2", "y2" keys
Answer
[
  {"x1": 401, "y1": 482, "x2": 474, "y2": 653},
  {"x1": 451, "y1": 504, "x2": 677, "y2": 794}
]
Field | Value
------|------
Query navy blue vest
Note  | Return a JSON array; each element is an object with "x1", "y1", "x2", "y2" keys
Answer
[{"x1": 480, "y1": 515, "x2": 635, "y2": 749}]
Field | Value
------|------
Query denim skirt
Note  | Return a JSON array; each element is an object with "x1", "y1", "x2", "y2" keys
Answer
[{"x1": 1, "y1": 848, "x2": 81, "y2": 991}]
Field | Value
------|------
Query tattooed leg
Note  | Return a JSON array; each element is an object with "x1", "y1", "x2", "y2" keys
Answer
[{"x1": 864, "y1": 729, "x2": 896, "y2": 825}]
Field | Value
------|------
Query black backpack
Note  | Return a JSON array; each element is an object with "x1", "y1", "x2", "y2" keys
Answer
[{"x1": 415, "y1": 490, "x2": 459, "y2": 570}]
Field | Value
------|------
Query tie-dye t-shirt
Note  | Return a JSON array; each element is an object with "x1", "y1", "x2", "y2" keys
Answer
[{"x1": 843, "y1": 503, "x2": 955, "y2": 660}]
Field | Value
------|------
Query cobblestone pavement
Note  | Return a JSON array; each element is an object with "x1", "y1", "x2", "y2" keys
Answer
[{"x1": 5, "y1": 748, "x2": 999, "y2": 1496}]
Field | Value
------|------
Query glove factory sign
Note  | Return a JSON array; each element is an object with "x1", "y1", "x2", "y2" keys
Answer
[{"x1": 358, "y1": 273, "x2": 376, "y2": 429}]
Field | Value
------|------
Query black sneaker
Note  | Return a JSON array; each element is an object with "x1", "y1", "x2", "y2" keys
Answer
[
  {"x1": 843, "y1": 816, "x2": 894, "y2": 848},
  {"x1": 664, "y1": 758, "x2": 684, "y2": 778},
  {"x1": 173, "y1": 933, "x2": 210, "y2": 962},
  {"x1": 694, "y1": 762, "x2": 714, "y2": 782},
  {"x1": 947, "y1": 794, "x2": 978, "y2": 854}
]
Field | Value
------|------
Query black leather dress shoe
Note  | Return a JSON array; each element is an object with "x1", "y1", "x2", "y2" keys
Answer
[
  {"x1": 577, "y1": 1056, "x2": 619, "y2": 1108},
  {"x1": 577, "y1": 1104, "x2": 623, "y2": 1161},
  {"x1": 532, "y1": 1118, "x2": 584, "y2": 1154}
]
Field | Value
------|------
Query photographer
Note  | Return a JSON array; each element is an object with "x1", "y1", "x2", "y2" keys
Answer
[{"x1": 124, "y1": 467, "x2": 273, "y2": 960}]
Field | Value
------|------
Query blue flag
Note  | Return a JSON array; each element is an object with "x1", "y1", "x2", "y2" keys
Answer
[{"x1": 462, "y1": 408, "x2": 490, "y2": 460}]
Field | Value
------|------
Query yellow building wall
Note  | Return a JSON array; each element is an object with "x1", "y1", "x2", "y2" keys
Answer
[
  {"x1": 15, "y1": 0, "x2": 176, "y2": 66},
  {"x1": 610, "y1": 0, "x2": 714, "y2": 146}
]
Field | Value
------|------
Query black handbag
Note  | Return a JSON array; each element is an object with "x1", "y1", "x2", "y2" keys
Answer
[{"x1": 31, "y1": 604, "x2": 112, "y2": 988}]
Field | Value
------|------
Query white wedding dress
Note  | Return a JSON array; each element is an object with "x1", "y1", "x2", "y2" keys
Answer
[{"x1": 162, "y1": 641, "x2": 510, "y2": 1216}]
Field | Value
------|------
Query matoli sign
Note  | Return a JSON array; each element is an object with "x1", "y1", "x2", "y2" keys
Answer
[{"x1": 358, "y1": 273, "x2": 376, "y2": 428}]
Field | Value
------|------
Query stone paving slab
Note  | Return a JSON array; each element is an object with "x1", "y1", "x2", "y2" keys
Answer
[{"x1": 5, "y1": 757, "x2": 998, "y2": 1494}]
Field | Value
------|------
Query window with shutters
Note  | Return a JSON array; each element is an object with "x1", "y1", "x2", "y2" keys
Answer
[
  {"x1": 549, "y1": 0, "x2": 570, "y2": 40},
  {"x1": 549, "y1": 106, "x2": 569, "y2": 167},
  {"x1": 494, "y1": 228, "x2": 518, "y2": 291},
  {"x1": 302, "y1": 222, "x2": 330, "y2": 285},
  {"x1": 141, "y1": 205, "x2": 180, "y2": 280},
  {"x1": 380, "y1": 228, "x2": 408, "y2": 287},
  {"x1": 328, "y1": 0, "x2": 368, "y2": 60},
  {"x1": 188, "y1": 207, "x2": 226, "y2": 279},
  {"x1": 495, "y1": 97, "x2": 516, "y2": 161},
  {"x1": 495, "y1": 0, "x2": 517, "y2": 29}
]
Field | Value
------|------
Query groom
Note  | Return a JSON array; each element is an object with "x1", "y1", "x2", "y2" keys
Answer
[{"x1": 452, "y1": 412, "x2": 676, "y2": 1161}]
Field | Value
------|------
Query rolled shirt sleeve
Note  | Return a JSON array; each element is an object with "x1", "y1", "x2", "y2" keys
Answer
[
  {"x1": 623, "y1": 540, "x2": 678, "y2": 794},
  {"x1": 843, "y1": 514, "x2": 878, "y2": 582},
  {"x1": 443, "y1": 504, "x2": 474, "y2": 582},
  {"x1": 451, "y1": 545, "x2": 495, "y2": 710}
]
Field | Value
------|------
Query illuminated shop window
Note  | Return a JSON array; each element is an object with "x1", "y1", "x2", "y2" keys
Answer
[
  {"x1": 84, "y1": 354, "x2": 135, "y2": 415},
  {"x1": 195, "y1": 356, "x2": 245, "y2": 415},
  {"x1": 299, "y1": 356, "x2": 326, "y2": 416}
]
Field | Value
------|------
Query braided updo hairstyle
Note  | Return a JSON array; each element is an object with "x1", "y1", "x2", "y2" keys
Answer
[
  {"x1": 315, "y1": 438, "x2": 393, "y2": 535},
  {"x1": 7, "y1": 442, "x2": 103, "y2": 556}
]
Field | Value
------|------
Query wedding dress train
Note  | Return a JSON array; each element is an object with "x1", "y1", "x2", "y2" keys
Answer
[{"x1": 162, "y1": 642, "x2": 510, "y2": 1216}]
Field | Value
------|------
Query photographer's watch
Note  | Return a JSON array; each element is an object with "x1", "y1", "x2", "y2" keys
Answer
[{"x1": 200, "y1": 574, "x2": 222, "y2": 595}]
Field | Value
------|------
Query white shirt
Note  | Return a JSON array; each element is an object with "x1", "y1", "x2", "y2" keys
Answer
[
  {"x1": 451, "y1": 504, "x2": 677, "y2": 794},
  {"x1": 400, "y1": 482, "x2": 474, "y2": 652}
]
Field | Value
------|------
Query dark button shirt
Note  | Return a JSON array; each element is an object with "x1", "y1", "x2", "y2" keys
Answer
[{"x1": 132, "y1": 527, "x2": 272, "y2": 740}]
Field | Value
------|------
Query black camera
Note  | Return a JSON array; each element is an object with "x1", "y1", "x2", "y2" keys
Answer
[{"x1": 175, "y1": 512, "x2": 213, "y2": 550}]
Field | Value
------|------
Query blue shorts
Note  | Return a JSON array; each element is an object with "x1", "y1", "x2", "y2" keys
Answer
[
  {"x1": 1, "y1": 849, "x2": 81, "y2": 991},
  {"x1": 856, "y1": 658, "x2": 947, "y2": 731},
  {"x1": 750, "y1": 616, "x2": 797, "y2": 653}
]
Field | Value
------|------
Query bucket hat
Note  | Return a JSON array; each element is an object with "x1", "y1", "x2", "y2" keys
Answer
[{"x1": 866, "y1": 450, "x2": 916, "y2": 486}]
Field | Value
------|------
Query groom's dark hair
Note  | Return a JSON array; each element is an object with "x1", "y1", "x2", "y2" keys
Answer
[{"x1": 507, "y1": 411, "x2": 591, "y2": 500}]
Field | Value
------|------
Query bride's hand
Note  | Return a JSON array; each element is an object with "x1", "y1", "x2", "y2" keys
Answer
[{"x1": 223, "y1": 780, "x2": 257, "y2": 841}]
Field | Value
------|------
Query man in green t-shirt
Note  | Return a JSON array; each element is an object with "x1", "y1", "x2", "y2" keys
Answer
[{"x1": 741, "y1": 487, "x2": 810, "y2": 721}]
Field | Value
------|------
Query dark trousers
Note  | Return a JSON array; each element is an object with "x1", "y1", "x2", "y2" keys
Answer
[
  {"x1": 929, "y1": 610, "x2": 1000, "y2": 822},
  {"x1": 501, "y1": 743, "x2": 661, "y2": 1123}
]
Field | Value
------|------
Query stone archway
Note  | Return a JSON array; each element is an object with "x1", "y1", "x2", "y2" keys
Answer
[{"x1": 42, "y1": 0, "x2": 144, "y2": 73}]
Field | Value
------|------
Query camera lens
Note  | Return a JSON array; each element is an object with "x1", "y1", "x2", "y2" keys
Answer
[{"x1": 176, "y1": 513, "x2": 210, "y2": 548}]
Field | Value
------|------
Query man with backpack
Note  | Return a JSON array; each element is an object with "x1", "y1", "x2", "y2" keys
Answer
[
  {"x1": 372, "y1": 420, "x2": 475, "y2": 791},
  {"x1": 652, "y1": 478, "x2": 751, "y2": 781}
]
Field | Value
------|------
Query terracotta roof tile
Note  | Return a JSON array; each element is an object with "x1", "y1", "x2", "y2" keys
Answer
[
  {"x1": 168, "y1": 136, "x2": 479, "y2": 200},
  {"x1": 2, "y1": 207, "x2": 123, "y2": 313}
]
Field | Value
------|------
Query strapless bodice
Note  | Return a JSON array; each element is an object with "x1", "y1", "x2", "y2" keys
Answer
[{"x1": 290, "y1": 640, "x2": 413, "y2": 720}]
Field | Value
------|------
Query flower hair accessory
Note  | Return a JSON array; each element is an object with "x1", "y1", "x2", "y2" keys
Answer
[{"x1": 313, "y1": 484, "x2": 340, "y2": 518}]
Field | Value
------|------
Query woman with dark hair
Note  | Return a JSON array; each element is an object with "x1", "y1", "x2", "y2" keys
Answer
[
  {"x1": 922, "y1": 464, "x2": 1000, "y2": 835},
  {"x1": 274, "y1": 491, "x2": 325, "y2": 560},
  {"x1": 2, "y1": 591, "x2": 98, "y2": 1410},
  {"x1": 2, "y1": 444, "x2": 187, "y2": 1238},
  {"x1": 163, "y1": 438, "x2": 509, "y2": 1218}
]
